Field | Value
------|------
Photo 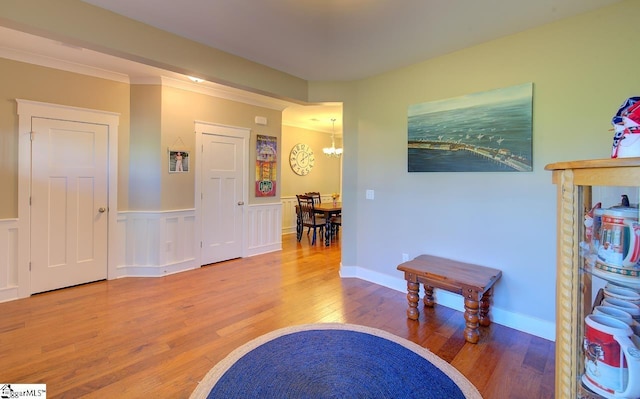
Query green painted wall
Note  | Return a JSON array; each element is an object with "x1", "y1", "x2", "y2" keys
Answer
[
  {"x1": 0, "y1": 0, "x2": 308, "y2": 101},
  {"x1": 319, "y1": 0, "x2": 639, "y2": 330},
  {"x1": 0, "y1": 58, "x2": 130, "y2": 218},
  {"x1": 281, "y1": 125, "x2": 342, "y2": 197},
  {"x1": 0, "y1": 0, "x2": 637, "y2": 336}
]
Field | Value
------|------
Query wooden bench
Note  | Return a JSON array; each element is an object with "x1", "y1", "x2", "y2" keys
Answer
[{"x1": 397, "y1": 254, "x2": 502, "y2": 344}]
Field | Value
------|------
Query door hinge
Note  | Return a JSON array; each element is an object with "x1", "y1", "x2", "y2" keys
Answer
[
  {"x1": 30, "y1": 131, "x2": 35, "y2": 141},
  {"x1": 29, "y1": 196, "x2": 32, "y2": 206},
  {"x1": 200, "y1": 241, "x2": 203, "y2": 248},
  {"x1": 29, "y1": 262, "x2": 31, "y2": 271}
]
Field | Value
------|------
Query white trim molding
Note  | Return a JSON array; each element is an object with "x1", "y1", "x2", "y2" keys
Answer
[
  {"x1": 115, "y1": 205, "x2": 282, "y2": 276},
  {"x1": 193, "y1": 121, "x2": 250, "y2": 267},
  {"x1": 0, "y1": 219, "x2": 18, "y2": 303},
  {"x1": 16, "y1": 99, "x2": 119, "y2": 298},
  {"x1": 115, "y1": 210, "x2": 199, "y2": 277},
  {"x1": 339, "y1": 264, "x2": 556, "y2": 342},
  {"x1": 246, "y1": 203, "x2": 282, "y2": 256}
]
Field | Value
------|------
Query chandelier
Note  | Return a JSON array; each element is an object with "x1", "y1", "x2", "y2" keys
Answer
[{"x1": 323, "y1": 118, "x2": 343, "y2": 158}]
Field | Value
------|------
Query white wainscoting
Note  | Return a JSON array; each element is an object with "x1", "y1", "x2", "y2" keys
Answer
[
  {"x1": 246, "y1": 203, "x2": 282, "y2": 256},
  {"x1": 281, "y1": 195, "x2": 333, "y2": 235},
  {"x1": 0, "y1": 203, "x2": 284, "y2": 302},
  {"x1": 282, "y1": 196, "x2": 298, "y2": 235},
  {"x1": 115, "y1": 209, "x2": 199, "y2": 277},
  {"x1": 118, "y1": 205, "x2": 282, "y2": 276},
  {"x1": 0, "y1": 219, "x2": 18, "y2": 303}
]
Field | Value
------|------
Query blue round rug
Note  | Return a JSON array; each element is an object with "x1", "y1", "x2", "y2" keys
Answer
[{"x1": 190, "y1": 323, "x2": 482, "y2": 399}]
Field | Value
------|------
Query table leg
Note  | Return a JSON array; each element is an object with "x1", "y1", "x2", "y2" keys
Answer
[
  {"x1": 406, "y1": 281, "x2": 420, "y2": 320},
  {"x1": 463, "y1": 297, "x2": 480, "y2": 344},
  {"x1": 479, "y1": 288, "x2": 493, "y2": 327},
  {"x1": 423, "y1": 285, "x2": 435, "y2": 307},
  {"x1": 325, "y1": 213, "x2": 331, "y2": 246}
]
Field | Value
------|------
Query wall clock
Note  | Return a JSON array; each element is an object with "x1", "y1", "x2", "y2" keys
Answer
[{"x1": 289, "y1": 143, "x2": 315, "y2": 176}]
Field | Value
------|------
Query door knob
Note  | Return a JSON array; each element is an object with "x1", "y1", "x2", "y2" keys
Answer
[
  {"x1": 98, "y1": 207, "x2": 106, "y2": 213},
  {"x1": 237, "y1": 201, "x2": 244, "y2": 205}
]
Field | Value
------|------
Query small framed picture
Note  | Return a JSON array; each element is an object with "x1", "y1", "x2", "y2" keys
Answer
[{"x1": 169, "y1": 150, "x2": 189, "y2": 173}]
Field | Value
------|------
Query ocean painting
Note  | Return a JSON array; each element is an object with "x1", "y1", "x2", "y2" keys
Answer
[{"x1": 408, "y1": 83, "x2": 533, "y2": 172}]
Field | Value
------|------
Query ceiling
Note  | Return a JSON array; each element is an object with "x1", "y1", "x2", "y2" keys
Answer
[
  {"x1": 81, "y1": 0, "x2": 622, "y2": 81},
  {"x1": 0, "y1": 0, "x2": 624, "y2": 133}
]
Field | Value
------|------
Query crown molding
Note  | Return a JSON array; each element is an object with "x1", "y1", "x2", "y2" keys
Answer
[
  {"x1": 0, "y1": 43, "x2": 292, "y2": 112},
  {"x1": 156, "y1": 76, "x2": 291, "y2": 112},
  {"x1": 282, "y1": 121, "x2": 333, "y2": 134},
  {"x1": 0, "y1": 44, "x2": 131, "y2": 83}
]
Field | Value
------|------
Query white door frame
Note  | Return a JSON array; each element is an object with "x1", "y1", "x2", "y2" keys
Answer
[
  {"x1": 194, "y1": 121, "x2": 249, "y2": 267},
  {"x1": 16, "y1": 99, "x2": 119, "y2": 298}
]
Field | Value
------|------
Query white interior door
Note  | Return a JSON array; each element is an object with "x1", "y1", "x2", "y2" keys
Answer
[
  {"x1": 201, "y1": 128, "x2": 246, "y2": 264},
  {"x1": 30, "y1": 117, "x2": 109, "y2": 294}
]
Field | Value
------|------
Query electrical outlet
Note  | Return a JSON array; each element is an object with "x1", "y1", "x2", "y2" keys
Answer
[{"x1": 402, "y1": 253, "x2": 409, "y2": 262}]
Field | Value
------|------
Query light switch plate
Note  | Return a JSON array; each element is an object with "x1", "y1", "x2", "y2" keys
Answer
[{"x1": 366, "y1": 189, "x2": 374, "y2": 200}]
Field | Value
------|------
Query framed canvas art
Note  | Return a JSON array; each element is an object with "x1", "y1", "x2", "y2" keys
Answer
[
  {"x1": 169, "y1": 150, "x2": 189, "y2": 173},
  {"x1": 255, "y1": 135, "x2": 277, "y2": 197},
  {"x1": 408, "y1": 83, "x2": 533, "y2": 172}
]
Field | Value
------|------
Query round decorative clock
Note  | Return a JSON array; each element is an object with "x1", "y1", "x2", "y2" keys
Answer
[{"x1": 289, "y1": 143, "x2": 315, "y2": 176}]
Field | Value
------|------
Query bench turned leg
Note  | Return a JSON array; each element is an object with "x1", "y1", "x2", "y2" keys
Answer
[
  {"x1": 479, "y1": 288, "x2": 493, "y2": 327},
  {"x1": 423, "y1": 285, "x2": 435, "y2": 307},
  {"x1": 406, "y1": 281, "x2": 420, "y2": 320},
  {"x1": 463, "y1": 297, "x2": 480, "y2": 344}
]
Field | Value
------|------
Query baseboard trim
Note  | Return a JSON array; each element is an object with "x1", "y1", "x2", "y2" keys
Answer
[
  {"x1": 115, "y1": 259, "x2": 198, "y2": 278},
  {"x1": 0, "y1": 286, "x2": 18, "y2": 303},
  {"x1": 339, "y1": 264, "x2": 555, "y2": 342},
  {"x1": 246, "y1": 242, "x2": 282, "y2": 257}
]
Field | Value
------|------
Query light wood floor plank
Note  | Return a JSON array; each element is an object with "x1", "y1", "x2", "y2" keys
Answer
[{"x1": 0, "y1": 234, "x2": 554, "y2": 398}]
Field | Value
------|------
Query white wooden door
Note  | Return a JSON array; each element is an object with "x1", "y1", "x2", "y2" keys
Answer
[
  {"x1": 201, "y1": 128, "x2": 246, "y2": 264},
  {"x1": 30, "y1": 117, "x2": 109, "y2": 293}
]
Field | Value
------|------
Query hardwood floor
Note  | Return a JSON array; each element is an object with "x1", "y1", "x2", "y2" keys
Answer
[{"x1": 0, "y1": 233, "x2": 555, "y2": 398}]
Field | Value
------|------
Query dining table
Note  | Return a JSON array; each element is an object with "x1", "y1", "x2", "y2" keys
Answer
[{"x1": 314, "y1": 202, "x2": 342, "y2": 246}]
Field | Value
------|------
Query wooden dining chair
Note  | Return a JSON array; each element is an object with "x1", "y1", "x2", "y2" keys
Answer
[
  {"x1": 304, "y1": 192, "x2": 322, "y2": 216},
  {"x1": 296, "y1": 194, "x2": 326, "y2": 245},
  {"x1": 304, "y1": 192, "x2": 322, "y2": 205}
]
